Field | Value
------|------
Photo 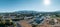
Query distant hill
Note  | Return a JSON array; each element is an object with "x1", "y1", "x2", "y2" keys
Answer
[
  {"x1": 13, "y1": 10, "x2": 39, "y2": 14},
  {"x1": 0, "y1": 10, "x2": 60, "y2": 15}
]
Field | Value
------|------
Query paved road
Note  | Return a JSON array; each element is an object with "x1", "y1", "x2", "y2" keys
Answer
[{"x1": 16, "y1": 23, "x2": 22, "y2": 27}]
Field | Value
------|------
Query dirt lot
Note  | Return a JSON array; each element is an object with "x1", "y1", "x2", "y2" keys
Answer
[
  {"x1": 18, "y1": 20, "x2": 52, "y2": 27},
  {"x1": 19, "y1": 20, "x2": 32, "y2": 27},
  {"x1": 18, "y1": 18, "x2": 60, "y2": 27}
]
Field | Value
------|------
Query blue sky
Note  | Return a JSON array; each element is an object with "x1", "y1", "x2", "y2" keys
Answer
[{"x1": 0, "y1": 0, "x2": 60, "y2": 12}]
